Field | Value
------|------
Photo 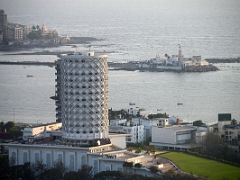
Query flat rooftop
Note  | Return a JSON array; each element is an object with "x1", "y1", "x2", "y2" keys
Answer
[{"x1": 154, "y1": 125, "x2": 196, "y2": 131}]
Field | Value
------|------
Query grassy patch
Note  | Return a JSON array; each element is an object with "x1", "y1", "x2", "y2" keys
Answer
[{"x1": 161, "y1": 152, "x2": 240, "y2": 180}]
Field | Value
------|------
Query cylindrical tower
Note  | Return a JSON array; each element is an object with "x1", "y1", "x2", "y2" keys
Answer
[{"x1": 55, "y1": 52, "x2": 109, "y2": 146}]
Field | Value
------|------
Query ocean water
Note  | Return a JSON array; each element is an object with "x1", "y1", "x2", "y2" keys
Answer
[
  {"x1": 0, "y1": 0, "x2": 240, "y2": 124},
  {"x1": 1, "y1": 0, "x2": 240, "y2": 59}
]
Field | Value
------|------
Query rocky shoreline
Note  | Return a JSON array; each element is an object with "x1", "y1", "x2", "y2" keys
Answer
[
  {"x1": 0, "y1": 37, "x2": 102, "y2": 52},
  {"x1": 205, "y1": 57, "x2": 240, "y2": 63}
]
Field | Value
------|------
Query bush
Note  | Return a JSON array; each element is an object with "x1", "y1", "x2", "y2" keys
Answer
[
  {"x1": 149, "y1": 166, "x2": 158, "y2": 173},
  {"x1": 123, "y1": 162, "x2": 133, "y2": 167},
  {"x1": 134, "y1": 163, "x2": 142, "y2": 168},
  {"x1": 135, "y1": 149, "x2": 141, "y2": 153}
]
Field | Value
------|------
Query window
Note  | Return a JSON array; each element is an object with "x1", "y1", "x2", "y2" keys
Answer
[
  {"x1": 23, "y1": 152, "x2": 28, "y2": 164},
  {"x1": 35, "y1": 153, "x2": 40, "y2": 163},
  {"x1": 46, "y1": 153, "x2": 51, "y2": 168},
  {"x1": 58, "y1": 154, "x2": 63, "y2": 162},
  {"x1": 69, "y1": 155, "x2": 75, "y2": 171},
  {"x1": 93, "y1": 160, "x2": 98, "y2": 173},
  {"x1": 11, "y1": 152, "x2": 16, "y2": 165},
  {"x1": 81, "y1": 156, "x2": 86, "y2": 166}
]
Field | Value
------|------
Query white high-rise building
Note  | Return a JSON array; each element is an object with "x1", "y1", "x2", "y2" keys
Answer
[{"x1": 55, "y1": 52, "x2": 109, "y2": 145}]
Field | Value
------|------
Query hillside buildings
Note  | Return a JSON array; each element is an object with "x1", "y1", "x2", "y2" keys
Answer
[{"x1": 0, "y1": 9, "x2": 70, "y2": 48}]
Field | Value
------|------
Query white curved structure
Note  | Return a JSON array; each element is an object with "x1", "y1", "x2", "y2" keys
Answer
[{"x1": 55, "y1": 52, "x2": 109, "y2": 145}]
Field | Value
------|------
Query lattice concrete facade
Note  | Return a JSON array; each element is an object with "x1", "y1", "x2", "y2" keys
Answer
[{"x1": 55, "y1": 52, "x2": 109, "y2": 145}]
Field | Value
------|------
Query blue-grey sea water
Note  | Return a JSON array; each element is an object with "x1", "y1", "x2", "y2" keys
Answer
[{"x1": 0, "y1": 0, "x2": 240, "y2": 123}]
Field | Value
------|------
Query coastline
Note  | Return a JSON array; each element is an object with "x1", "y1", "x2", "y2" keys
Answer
[{"x1": 0, "y1": 36, "x2": 102, "y2": 52}]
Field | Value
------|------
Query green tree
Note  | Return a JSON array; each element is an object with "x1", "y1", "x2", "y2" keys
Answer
[
  {"x1": 93, "y1": 171, "x2": 123, "y2": 180},
  {"x1": 134, "y1": 163, "x2": 142, "y2": 168},
  {"x1": 4, "y1": 121, "x2": 14, "y2": 132},
  {"x1": 37, "y1": 167, "x2": 63, "y2": 180},
  {"x1": 0, "y1": 122, "x2": 4, "y2": 132},
  {"x1": 78, "y1": 165, "x2": 93, "y2": 180},
  {"x1": 0, "y1": 155, "x2": 10, "y2": 180},
  {"x1": 27, "y1": 31, "x2": 42, "y2": 40},
  {"x1": 149, "y1": 166, "x2": 158, "y2": 173},
  {"x1": 64, "y1": 171, "x2": 80, "y2": 180},
  {"x1": 8, "y1": 126, "x2": 22, "y2": 138}
]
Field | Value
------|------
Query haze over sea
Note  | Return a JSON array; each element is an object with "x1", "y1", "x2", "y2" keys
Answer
[{"x1": 0, "y1": 0, "x2": 240, "y2": 124}]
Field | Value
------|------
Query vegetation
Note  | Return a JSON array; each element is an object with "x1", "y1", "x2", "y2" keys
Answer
[
  {"x1": 160, "y1": 152, "x2": 240, "y2": 180},
  {"x1": 0, "y1": 121, "x2": 23, "y2": 140},
  {"x1": 27, "y1": 25, "x2": 58, "y2": 40},
  {"x1": 123, "y1": 161, "x2": 133, "y2": 167},
  {"x1": 0, "y1": 156, "x2": 201, "y2": 180},
  {"x1": 134, "y1": 163, "x2": 142, "y2": 168},
  {"x1": 109, "y1": 108, "x2": 132, "y2": 120},
  {"x1": 27, "y1": 30, "x2": 42, "y2": 40},
  {"x1": 198, "y1": 133, "x2": 240, "y2": 164},
  {"x1": 192, "y1": 120, "x2": 206, "y2": 127},
  {"x1": 93, "y1": 170, "x2": 201, "y2": 180},
  {"x1": 127, "y1": 144, "x2": 157, "y2": 154},
  {"x1": 149, "y1": 166, "x2": 159, "y2": 173},
  {"x1": 148, "y1": 113, "x2": 169, "y2": 119}
]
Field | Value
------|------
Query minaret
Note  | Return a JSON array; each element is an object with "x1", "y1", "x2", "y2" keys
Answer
[
  {"x1": 178, "y1": 44, "x2": 183, "y2": 62},
  {"x1": 55, "y1": 52, "x2": 109, "y2": 146}
]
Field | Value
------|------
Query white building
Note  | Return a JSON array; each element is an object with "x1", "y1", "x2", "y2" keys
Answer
[
  {"x1": 150, "y1": 125, "x2": 206, "y2": 150},
  {"x1": 14, "y1": 26, "x2": 23, "y2": 41},
  {"x1": 55, "y1": 52, "x2": 109, "y2": 145},
  {"x1": 131, "y1": 118, "x2": 158, "y2": 142},
  {"x1": 22, "y1": 122, "x2": 62, "y2": 141},
  {"x1": 131, "y1": 117, "x2": 178, "y2": 142},
  {"x1": 110, "y1": 119, "x2": 145, "y2": 144},
  {"x1": 7, "y1": 143, "x2": 144, "y2": 174}
]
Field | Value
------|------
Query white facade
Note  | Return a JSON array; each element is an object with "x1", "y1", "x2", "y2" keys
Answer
[
  {"x1": 110, "y1": 124, "x2": 144, "y2": 144},
  {"x1": 151, "y1": 125, "x2": 199, "y2": 150},
  {"x1": 14, "y1": 26, "x2": 23, "y2": 41},
  {"x1": 22, "y1": 122, "x2": 62, "y2": 140},
  {"x1": 8, "y1": 144, "x2": 123, "y2": 173},
  {"x1": 6, "y1": 143, "x2": 148, "y2": 174},
  {"x1": 56, "y1": 53, "x2": 109, "y2": 145}
]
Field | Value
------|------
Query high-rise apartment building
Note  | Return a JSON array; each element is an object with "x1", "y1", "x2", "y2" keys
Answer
[
  {"x1": 0, "y1": 9, "x2": 8, "y2": 43},
  {"x1": 55, "y1": 52, "x2": 109, "y2": 145}
]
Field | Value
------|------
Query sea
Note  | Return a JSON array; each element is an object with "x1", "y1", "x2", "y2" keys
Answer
[{"x1": 0, "y1": 0, "x2": 240, "y2": 124}]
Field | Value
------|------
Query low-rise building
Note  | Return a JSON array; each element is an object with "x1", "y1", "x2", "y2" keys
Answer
[
  {"x1": 7, "y1": 143, "x2": 144, "y2": 174},
  {"x1": 150, "y1": 125, "x2": 206, "y2": 150},
  {"x1": 222, "y1": 124, "x2": 240, "y2": 147},
  {"x1": 110, "y1": 123, "x2": 145, "y2": 144},
  {"x1": 22, "y1": 122, "x2": 62, "y2": 141}
]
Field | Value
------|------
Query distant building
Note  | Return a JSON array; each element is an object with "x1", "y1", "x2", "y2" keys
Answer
[
  {"x1": 0, "y1": 9, "x2": 8, "y2": 43},
  {"x1": 0, "y1": 32, "x2": 3, "y2": 43},
  {"x1": 14, "y1": 26, "x2": 24, "y2": 41},
  {"x1": 22, "y1": 25, "x2": 32, "y2": 39},
  {"x1": 7, "y1": 23, "x2": 24, "y2": 42}
]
